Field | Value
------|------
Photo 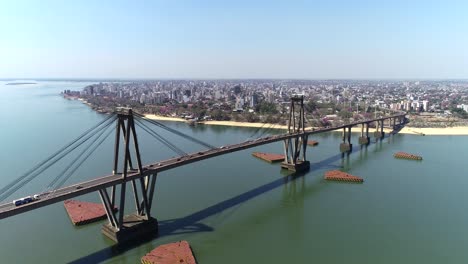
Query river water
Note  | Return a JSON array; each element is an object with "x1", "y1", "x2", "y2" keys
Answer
[{"x1": 0, "y1": 81, "x2": 467, "y2": 263}]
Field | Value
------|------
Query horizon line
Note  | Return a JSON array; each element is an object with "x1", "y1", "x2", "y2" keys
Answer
[{"x1": 2, "y1": 77, "x2": 468, "y2": 82}]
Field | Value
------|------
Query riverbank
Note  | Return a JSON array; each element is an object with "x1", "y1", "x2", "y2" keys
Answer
[
  {"x1": 145, "y1": 114, "x2": 289, "y2": 129},
  {"x1": 399, "y1": 126, "x2": 468, "y2": 135},
  {"x1": 6, "y1": 82, "x2": 37, "y2": 85},
  {"x1": 144, "y1": 114, "x2": 468, "y2": 135}
]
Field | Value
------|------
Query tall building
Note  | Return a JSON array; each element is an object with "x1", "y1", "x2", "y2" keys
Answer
[
  {"x1": 250, "y1": 93, "x2": 258, "y2": 108},
  {"x1": 422, "y1": 100, "x2": 429, "y2": 111}
]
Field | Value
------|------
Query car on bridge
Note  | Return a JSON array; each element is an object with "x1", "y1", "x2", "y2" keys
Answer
[{"x1": 13, "y1": 194, "x2": 40, "y2": 206}]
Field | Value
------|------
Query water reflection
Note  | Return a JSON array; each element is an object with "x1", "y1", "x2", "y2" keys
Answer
[{"x1": 70, "y1": 125, "x2": 399, "y2": 264}]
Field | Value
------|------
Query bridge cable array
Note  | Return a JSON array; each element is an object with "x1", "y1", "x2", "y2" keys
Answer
[
  {"x1": 47, "y1": 119, "x2": 116, "y2": 190},
  {"x1": 0, "y1": 114, "x2": 117, "y2": 201},
  {"x1": 259, "y1": 122, "x2": 287, "y2": 138},
  {"x1": 133, "y1": 113, "x2": 216, "y2": 150},
  {"x1": 245, "y1": 113, "x2": 291, "y2": 141},
  {"x1": 134, "y1": 119, "x2": 188, "y2": 157},
  {"x1": 247, "y1": 122, "x2": 269, "y2": 139},
  {"x1": 304, "y1": 105, "x2": 327, "y2": 129}
]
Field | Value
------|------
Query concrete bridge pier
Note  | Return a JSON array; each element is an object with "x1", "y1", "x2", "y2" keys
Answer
[
  {"x1": 100, "y1": 108, "x2": 158, "y2": 243},
  {"x1": 381, "y1": 119, "x2": 385, "y2": 136},
  {"x1": 340, "y1": 126, "x2": 353, "y2": 152},
  {"x1": 374, "y1": 120, "x2": 385, "y2": 139},
  {"x1": 281, "y1": 95, "x2": 310, "y2": 172},
  {"x1": 358, "y1": 123, "x2": 370, "y2": 145}
]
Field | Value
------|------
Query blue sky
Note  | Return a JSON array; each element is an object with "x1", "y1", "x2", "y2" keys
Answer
[{"x1": 0, "y1": 0, "x2": 467, "y2": 79}]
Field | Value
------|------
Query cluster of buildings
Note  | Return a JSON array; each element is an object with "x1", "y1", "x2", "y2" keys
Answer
[
  {"x1": 389, "y1": 99, "x2": 429, "y2": 112},
  {"x1": 64, "y1": 80, "x2": 468, "y2": 121},
  {"x1": 73, "y1": 80, "x2": 296, "y2": 111}
]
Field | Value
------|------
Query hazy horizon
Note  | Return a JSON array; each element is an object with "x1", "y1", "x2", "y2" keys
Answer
[
  {"x1": 1, "y1": 1, "x2": 467, "y2": 79},
  {"x1": 2, "y1": 78, "x2": 468, "y2": 82}
]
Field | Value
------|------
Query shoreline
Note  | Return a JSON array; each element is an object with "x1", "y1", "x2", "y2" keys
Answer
[
  {"x1": 144, "y1": 114, "x2": 468, "y2": 136},
  {"x1": 6, "y1": 82, "x2": 37, "y2": 85}
]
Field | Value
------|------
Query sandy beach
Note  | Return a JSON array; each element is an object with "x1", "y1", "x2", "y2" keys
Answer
[
  {"x1": 399, "y1": 127, "x2": 468, "y2": 136},
  {"x1": 203, "y1": 121, "x2": 289, "y2": 130},
  {"x1": 144, "y1": 114, "x2": 468, "y2": 136},
  {"x1": 144, "y1": 114, "x2": 187, "y2": 122}
]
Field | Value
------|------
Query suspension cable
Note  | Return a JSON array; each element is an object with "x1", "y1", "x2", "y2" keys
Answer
[
  {"x1": 133, "y1": 113, "x2": 215, "y2": 149},
  {"x1": 47, "y1": 119, "x2": 114, "y2": 189},
  {"x1": 257, "y1": 122, "x2": 281, "y2": 138},
  {"x1": 0, "y1": 115, "x2": 116, "y2": 201},
  {"x1": 135, "y1": 119, "x2": 187, "y2": 156},
  {"x1": 54, "y1": 125, "x2": 115, "y2": 189},
  {"x1": 247, "y1": 122, "x2": 268, "y2": 139}
]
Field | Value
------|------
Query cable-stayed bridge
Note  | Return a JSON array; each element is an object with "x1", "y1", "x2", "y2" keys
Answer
[{"x1": 0, "y1": 95, "x2": 407, "y2": 242}]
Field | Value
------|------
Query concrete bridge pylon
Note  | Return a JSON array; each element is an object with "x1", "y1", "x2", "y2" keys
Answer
[
  {"x1": 281, "y1": 95, "x2": 310, "y2": 172},
  {"x1": 100, "y1": 108, "x2": 158, "y2": 243}
]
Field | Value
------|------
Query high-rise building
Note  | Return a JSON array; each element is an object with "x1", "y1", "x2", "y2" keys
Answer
[
  {"x1": 250, "y1": 93, "x2": 258, "y2": 108},
  {"x1": 422, "y1": 100, "x2": 429, "y2": 111}
]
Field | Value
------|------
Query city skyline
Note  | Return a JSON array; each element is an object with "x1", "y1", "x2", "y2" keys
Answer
[{"x1": 1, "y1": 0, "x2": 467, "y2": 79}]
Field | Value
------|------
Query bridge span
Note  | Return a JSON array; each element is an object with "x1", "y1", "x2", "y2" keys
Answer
[{"x1": 0, "y1": 95, "x2": 407, "y2": 242}]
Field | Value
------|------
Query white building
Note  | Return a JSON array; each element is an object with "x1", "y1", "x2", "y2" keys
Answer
[{"x1": 457, "y1": 104, "x2": 468, "y2": 112}]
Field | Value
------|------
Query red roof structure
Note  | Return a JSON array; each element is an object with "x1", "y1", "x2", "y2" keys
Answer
[{"x1": 141, "y1": 240, "x2": 197, "y2": 264}]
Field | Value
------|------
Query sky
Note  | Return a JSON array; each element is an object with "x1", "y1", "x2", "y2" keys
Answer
[{"x1": 0, "y1": 0, "x2": 467, "y2": 79}]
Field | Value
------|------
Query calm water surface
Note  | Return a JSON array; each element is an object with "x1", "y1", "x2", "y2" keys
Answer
[{"x1": 0, "y1": 81, "x2": 467, "y2": 263}]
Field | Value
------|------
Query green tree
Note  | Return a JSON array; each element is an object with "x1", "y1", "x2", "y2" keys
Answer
[
  {"x1": 451, "y1": 107, "x2": 468, "y2": 119},
  {"x1": 211, "y1": 109, "x2": 224, "y2": 120},
  {"x1": 256, "y1": 101, "x2": 278, "y2": 114},
  {"x1": 338, "y1": 109, "x2": 353, "y2": 119},
  {"x1": 264, "y1": 114, "x2": 280, "y2": 124},
  {"x1": 211, "y1": 109, "x2": 231, "y2": 121},
  {"x1": 245, "y1": 112, "x2": 260, "y2": 122},
  {"x1": 305, "y1": 100, "x2": 318, "y2": 112}
]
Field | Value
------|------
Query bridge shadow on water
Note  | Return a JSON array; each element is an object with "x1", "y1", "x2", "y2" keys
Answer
[{"x1": 69, "y1": 133, "x2": 396, "y2": 264}]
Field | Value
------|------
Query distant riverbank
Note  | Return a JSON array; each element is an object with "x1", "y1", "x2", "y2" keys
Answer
[
  {"x1": 6, "y1": 82, "x2": 37, "y2": 85},
  {"x1": 399, "y1": 127, "x2": 468, "y2": 136},
  {"x1": 144, "y1": 114, "x2": 468, "y2": 135}
]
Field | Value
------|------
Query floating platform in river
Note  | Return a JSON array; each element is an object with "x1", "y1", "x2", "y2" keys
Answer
[
  {"x1": 252, "y1": 152, "x2": 285, "y2": 163},
  {"x1": 307, "y1": 140, "x2": 319, "y2": 146},
  {"x1": 394, "y1": 152, "x2": 423, "y2": 160},
  {"x1": 324, "y1": 170, "x2": 363, "y2": 183},
  {"x1": 64, "y1": 200, "x2": 117, "y2": 226},
  {"x1": 141, "y1": 240, "x2": 197, "y2": 264}
]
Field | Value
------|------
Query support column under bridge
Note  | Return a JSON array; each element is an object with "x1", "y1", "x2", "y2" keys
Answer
[
  {"x1": 358, "y1": 123, "x2": 370, "y2": 145},
  {"x1": 281, "y1": 94, "x2": 310, "y2": 172},
  {"x1": 339, "y1": 126, "x2": 353, "y2": 152},
  {"x1": 374, "y1": 120, "x2": 385, "y2": 139},
  {"x1": 99, "y1": 108, "x2": 158, "y2": 243}
]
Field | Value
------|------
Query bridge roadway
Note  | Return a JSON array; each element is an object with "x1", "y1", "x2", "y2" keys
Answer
[{"x1": 0, "y1": 113, "x2": 405, "y2": 220}]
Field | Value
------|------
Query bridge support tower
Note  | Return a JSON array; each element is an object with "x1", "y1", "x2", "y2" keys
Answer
[
  {"x1": 340, "y1": 126, "x2": 353, "y2": 152},
  {"x1": 358, "y1": 123, "x2": 370, "y2": 145},
  {"x1": 281, "y1": 95, "x2": 310, "y2": 172},
  {"x1": 374, "y1": 120, "x2": 385, "y2": 139},
  {"x1": 99, "y1": 108, "x2": 158, "y2": 243}
]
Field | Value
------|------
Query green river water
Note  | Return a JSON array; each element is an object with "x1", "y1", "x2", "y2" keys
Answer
[{"x1": 0, "y1": 81, "x2": 467, "y2": 263}]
